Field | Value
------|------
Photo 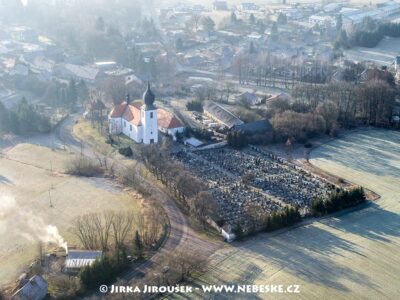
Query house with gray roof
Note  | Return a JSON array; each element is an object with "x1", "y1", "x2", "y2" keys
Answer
[{"x1": 12, "y1": 275, "x2": 48, "y2": 300}]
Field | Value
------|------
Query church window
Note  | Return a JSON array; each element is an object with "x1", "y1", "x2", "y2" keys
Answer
[
  {"x1": 124, "y1": 121, "x2": 126, "y2": 127},
  {"x1": 150, "y1": 112, "x2": 153, "y2": 119},
  {"x1": 130, "y1": 125, "x2": 132, "y2": 131}
]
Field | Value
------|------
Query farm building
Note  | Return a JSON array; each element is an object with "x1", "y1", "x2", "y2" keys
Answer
[
  {"x1": 233, "y1": 119, "x2": 272, "y2": 135},
  {"x1": 238, "y1": 91, "x2": 261, "y2": 106},
  {"x1": 204, "y1": 101, "x2": 244, "y2": 129},
  {"x1": 12, "y1": 275, "x2": 48, "y2": 300},
  {"x1": 64, "y1": 250, "x2": 103, "y2": 274}
]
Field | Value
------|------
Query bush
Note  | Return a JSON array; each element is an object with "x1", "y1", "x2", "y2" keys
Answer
[
  {"x1": 186, "y1": 100, "x2": 203, "y2": 112},
  {"x1": 227, "y1": 130, "x2": 248, "y2": 149},
  {"x1": 304, "y1": 142, "x2": 313, "y2": 148},
  {"x1": 66, "y1": 156, "x2": 104, "y2": 177},
  {"x1": 79, "y1": 256, "x2": 116, "y2": 290},
  {"x1": 188, "y1": 127, "x2": 213, "y2": 141},
  {"x1": 264, "y1": 206, "x2": 301, "y2": 232},
  {"x1": 118, "y1": 146, "x2": 133, "y2": 157}
]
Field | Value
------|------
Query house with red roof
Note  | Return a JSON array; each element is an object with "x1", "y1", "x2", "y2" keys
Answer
[{"x1": 108, "y1": 84, "x2": 185, "y2": 144}]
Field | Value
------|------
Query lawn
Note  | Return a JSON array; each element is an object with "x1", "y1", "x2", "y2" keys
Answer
[
  {"x1": 0, "y1": 143, "x2": 142, "y2": 287},
  {"x1": 170, "y1": 128, "x2": 400, "y2": 299}
]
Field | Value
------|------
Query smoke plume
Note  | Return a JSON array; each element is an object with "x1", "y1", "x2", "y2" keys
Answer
[{"x1": 0, "y1": 193, "x2": 68, "y2": 253}]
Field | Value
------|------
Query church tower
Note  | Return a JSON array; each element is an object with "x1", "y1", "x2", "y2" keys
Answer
[{"x1": 141, "y1": 82, "x2": 158, "y2": 144}]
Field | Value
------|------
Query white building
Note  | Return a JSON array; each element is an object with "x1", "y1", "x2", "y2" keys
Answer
[
  {"x1": 64, "y1": 250, "x2": 103, "y2": 274},
  {"x1": 109, "y1": 84, "x2": 184, "y2": 143}
]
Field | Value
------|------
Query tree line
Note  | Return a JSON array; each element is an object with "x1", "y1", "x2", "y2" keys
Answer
[
  {"x1": 311, "y1": 187, "x2": 366, "y2": 216},
  {"x1": 136, "y1": 144, "x2": 219, "y2": 229},
  {"x1": 234, "y1": 53, "x2": 334, "y2": 89},
  {"x1": 269, "y1": 69, "x2": 396, "y2": 143}
]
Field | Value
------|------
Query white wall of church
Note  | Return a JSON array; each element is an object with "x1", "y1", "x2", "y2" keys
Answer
[
  {"x1": 142, "y1": 109, "x2": 158, "y2": 144},
  {"x1": 121, "y1": 120, "x2": 143, "y2": 143}
]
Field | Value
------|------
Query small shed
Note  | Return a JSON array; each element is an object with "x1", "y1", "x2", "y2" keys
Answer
[{"x1": 64, "y1": 250, "x2": 102, "y2": 274}]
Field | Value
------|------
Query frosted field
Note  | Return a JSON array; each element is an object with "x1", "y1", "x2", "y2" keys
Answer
[
  {"x1": 0, "y1": 144, "x2": 141, "y2": 286},
  {"x1": 344, "y1": 36, "x2": 400, "y2": 66},
  {"x1": 171, "y1": 128, "x2": 400, "y2": 299}
]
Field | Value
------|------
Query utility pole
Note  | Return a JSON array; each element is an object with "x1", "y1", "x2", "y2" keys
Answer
[{"x1": 48, "y1": 184, "x2": 54, "y2": 208}]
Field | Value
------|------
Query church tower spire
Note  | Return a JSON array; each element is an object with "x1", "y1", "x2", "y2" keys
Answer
[{"x1": 141, "y1": 82, "x2": 158, "y2": 144}]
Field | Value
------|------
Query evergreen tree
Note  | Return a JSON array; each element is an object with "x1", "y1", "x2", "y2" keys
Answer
[
  {"x1": 249, "y1": 41, "x2": 256, "y2": 54},
  {"x1": 277, "y1": 13, "x2": 287, "y2": 25},
  {"x1": 249, "y1": 13, "x2": 256, "y2": 25},
  {"x1": 336, "y1": 14, "x2": 343, "y2": 32},
  {"x1": 95, "y1": 16, "x2": 105, "y2": 32},
  {"x1": 0, "y1": 101, "x2": 10, "y2": 134},
  {"x1": 175, "y1": 37, "x2": 183, "y2": 51},
  {"x1": 133, "y1": 231, "x2": 144, "y2": 259},
  {"x1": 67, "y1": 78, "x2": 78, "y2": 107},
  {"x1": 271, "y1": 22, "x2": 278, "y2": 39},
  {"x1": 201, "y1": 16, "x2": 216, "y2": 34},
  {"x1": 257, "y1": 20, "x2": 266, "y2": 34},
  {"x1": 77, "y1": 80, "x2": 89, "y2": 103},
  {"x1": 230, "y1": 12, "x2": 237, "y2": 25}
]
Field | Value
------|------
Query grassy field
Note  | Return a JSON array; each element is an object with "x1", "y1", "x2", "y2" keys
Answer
[
  {"x1": 0, "y1": 143, "x2": 141, "y2": 287},
  {"x1": 170, "y1": 128, "x2": 400, "y2": 299},
  {"x1": 344, "y1": 36, "x2": 400, "y2": 66}
]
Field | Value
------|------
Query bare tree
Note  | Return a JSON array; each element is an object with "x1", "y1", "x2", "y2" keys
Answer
[
  {"x1": 189, "y1": 191, "x2": 219, "y2": 228},
  {"x1": 111, "y1": 211, "x2": 136, "y2": 250},
  {"x1": 167, "y1": 248, "x2": 204, "y2": 282}
]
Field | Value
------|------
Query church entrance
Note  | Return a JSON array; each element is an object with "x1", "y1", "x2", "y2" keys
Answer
[{"x1": 150, "y1": 139, "x2": 154, "y2": 144}]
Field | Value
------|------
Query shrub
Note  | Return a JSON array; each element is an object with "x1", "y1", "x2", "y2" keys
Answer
[
  {"x1": 66, "y1": 156, "x2": 104, "y2": 177},
  {"x1": 186, "y1": 100, "x2": 203, "y2": 112},
  {"x1": 118, "y1": 146, "x2": 133, "y2": 157},
  {"x1": 264, "y1": 206, "x2": 301, "y2": 232}
]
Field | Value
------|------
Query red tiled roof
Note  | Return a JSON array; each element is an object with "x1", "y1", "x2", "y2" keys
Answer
[
  {"x1": 122, "y1": 102, "x2": 142, "y2": 126},
  {"x1": 157, "y1": 108, "x2": 183, "y2": 129},
  {"x1": 109, "y1": 101, "x2": 142, "y2": 126},
  {"x1": 109, "y1": 103, "x2": 127, "y2": 118}
]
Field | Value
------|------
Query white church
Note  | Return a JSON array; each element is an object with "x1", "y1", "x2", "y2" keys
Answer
[{"x1": 108, "y1": 83, "x2": 184, "y2": 144}]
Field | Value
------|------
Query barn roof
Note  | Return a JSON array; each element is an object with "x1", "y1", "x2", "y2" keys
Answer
[{"x1": 204, "y1": 101, "x2": 244, "y2": 128}]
